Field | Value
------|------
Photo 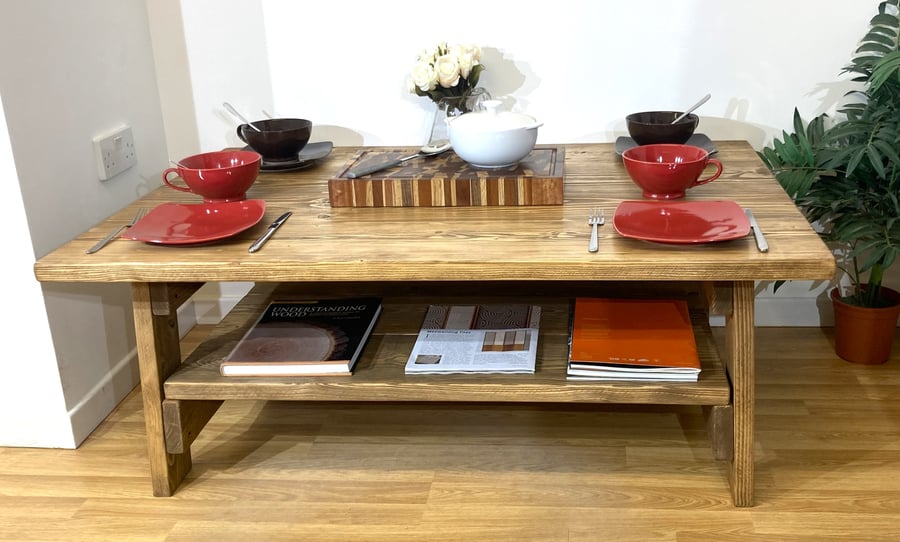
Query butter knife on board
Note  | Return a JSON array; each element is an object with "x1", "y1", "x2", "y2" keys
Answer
[
  {"x1": 248, "y1": 211, "x2": 292, "y2": 253},
  {"x1": 744, "y1": 208, "x2": 769, "y2": 253}
]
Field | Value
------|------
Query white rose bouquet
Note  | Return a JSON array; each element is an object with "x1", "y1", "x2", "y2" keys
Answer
[{"x1": 410, "y1": 42, "x2": 486, "y2": 108}]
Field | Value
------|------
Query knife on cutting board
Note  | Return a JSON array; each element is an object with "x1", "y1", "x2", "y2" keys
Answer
[{"x1": 744, "y1": 208, "x2": 769, "y2": 253}]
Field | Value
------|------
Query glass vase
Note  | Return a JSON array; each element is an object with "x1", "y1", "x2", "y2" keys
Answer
[{"x1": 427, "y1": 87, "x2": 492, "y2": 146}]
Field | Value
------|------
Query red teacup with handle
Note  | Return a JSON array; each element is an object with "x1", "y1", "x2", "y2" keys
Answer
[
  {"x1": 162, "y1": 150, "x2": 261, "y2": 203},
  {"x1": 622, "y1": 144, "x2": 723, "y2": 199}
]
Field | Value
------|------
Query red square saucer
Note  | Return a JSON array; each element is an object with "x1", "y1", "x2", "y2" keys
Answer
[{"x1": 124, "y1": 199, "x2": 266, "y2": 245}]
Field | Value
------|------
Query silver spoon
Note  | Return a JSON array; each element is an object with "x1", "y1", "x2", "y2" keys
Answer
[
  {"x1": 345, "y1": 141, "x2": 451, "y2": 179},
  {"x1": 671, "y1": 93, "x2": 711, "y2": 124},
  {"x1": 223, "y1": 102, "x2": 262, "y2": 132}
]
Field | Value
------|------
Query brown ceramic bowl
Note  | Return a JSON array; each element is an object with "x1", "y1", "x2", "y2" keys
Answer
[
  {"x1": 237, "y1": 118, "x2": 312, "y2": 162},
  {"x1": 626, "y1": 111, "x2": 698, "y2": 145}
]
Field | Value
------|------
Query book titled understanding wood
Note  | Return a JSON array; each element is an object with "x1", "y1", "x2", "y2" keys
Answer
[
  {"x1": 405, "y1": 304, "x2": 542, "y2": 375},
  {"x1": 567, "y1": 297, "x2": 701, "y2": 382},
  {"x1": 220, "y1": 297, "x2": 382, "y2": 377}
]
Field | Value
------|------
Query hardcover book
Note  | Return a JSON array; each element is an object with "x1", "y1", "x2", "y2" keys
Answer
[
  {"x1": 567, "y1": 297, "x2": 700, "y2": 381},
  {"x1": 405, "y1": 304, "x2": 541, "y2": 374},
  {"x1": 220, "y1": 297, "x2": 382, "y2": 377}
]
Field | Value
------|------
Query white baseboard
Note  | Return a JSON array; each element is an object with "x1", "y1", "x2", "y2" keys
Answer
[
  {"x1": 182, "y1": 283, "x2": 840, "y2": 328},
  {"x1": 67, "y1": 283, "x2": 253, "y2": 448},
  {"x1": 755, "y1": 295, "x2": 834, "y2": 326},
  {"x1": 188, "y1": 282, "x2": 254, "y2": 325},
  {"x1": 67, "y1": 347, "x2": 141, "y2": 447}
]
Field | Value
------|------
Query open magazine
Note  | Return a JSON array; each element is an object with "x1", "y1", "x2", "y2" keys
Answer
[{"x1": 404, "y1": 304, "x2": 541, "y2": 375}]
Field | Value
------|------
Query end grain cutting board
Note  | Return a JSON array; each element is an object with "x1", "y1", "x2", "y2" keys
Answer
[{"x1": 328, "y1": 145, "x2": 565, "y2": 207}]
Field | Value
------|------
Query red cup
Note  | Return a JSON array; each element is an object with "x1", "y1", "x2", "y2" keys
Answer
[
  {"x1": 622, "y1": 144, "x2": 722, "y2": 199},
  {"x1": 162, "y1": 150, "x2": 261, "y2": 203}
]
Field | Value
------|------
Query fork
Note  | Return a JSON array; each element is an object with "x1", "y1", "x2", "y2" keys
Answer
[
  {"x1": 588, "y1": 208, "x2": 605, "y2": 253},
  {"x1": 86, "y1": 207, "x2": 149, "y2": 254}
]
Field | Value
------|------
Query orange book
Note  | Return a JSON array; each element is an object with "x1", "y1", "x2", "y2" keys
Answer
[{"x1": 568, "y1": 297, "x2": 700, "y2": 374}]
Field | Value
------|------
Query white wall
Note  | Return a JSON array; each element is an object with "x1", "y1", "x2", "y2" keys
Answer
[
  {"x1": 0, "y1": 0, "x2": 169, "y2": 447},
  {"x1": 0, "y1": 96, "x2": 73, "y2": 446},
  {"x1": 258, "y1": 0, "x2": 868, "y2": 148},
  {"x1": 174, "y1": 0, "x2": 873, "y2": 150}
]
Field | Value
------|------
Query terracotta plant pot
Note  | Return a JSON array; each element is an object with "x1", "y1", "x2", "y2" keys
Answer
[{"x1": 831, "y1": 286, "x2": 900, "y2": 364}]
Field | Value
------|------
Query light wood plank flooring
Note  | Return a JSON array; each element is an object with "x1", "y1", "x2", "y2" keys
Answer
[{"x1": 1, "y1": 326, "x2": 899, "y2": 541}]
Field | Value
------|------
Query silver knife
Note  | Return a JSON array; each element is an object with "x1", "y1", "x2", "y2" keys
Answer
[
  {"x1": 744, "y1": 208, "x2": 769, "y2": 253},
  {"x1": 248, "y1": 211, "x2": 292, "y2": 253}
]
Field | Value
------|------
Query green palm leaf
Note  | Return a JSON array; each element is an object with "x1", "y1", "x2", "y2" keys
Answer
[{"x1": 760, "y1": 0, "x2": 900, "y2": 306}]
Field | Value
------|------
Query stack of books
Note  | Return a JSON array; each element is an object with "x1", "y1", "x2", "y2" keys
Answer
[
  {"x1": 405, "y1": 303, "x2": 542, "y2": 375},
  {"x1": 220, "y1": 297, "x2": 382, "y2": 377},
  {"x1": 566, "y1": 297, "x2": 701, "y2": 382}
]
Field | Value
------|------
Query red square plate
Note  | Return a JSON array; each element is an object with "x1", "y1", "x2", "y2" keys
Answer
[
  {"x1": 613, "y1": 200, "x2": 750, "y2": 244},
  {"x1": 124, "y1": 199, "x2": 266, "y2": 245}
]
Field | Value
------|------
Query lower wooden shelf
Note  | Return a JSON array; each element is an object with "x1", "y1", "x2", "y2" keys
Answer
[{"x1": 164, "y1": 282, "x2": 732, "y2": 406}]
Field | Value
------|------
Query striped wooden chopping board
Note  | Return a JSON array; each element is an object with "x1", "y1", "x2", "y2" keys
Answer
[{"x1": 328, "y1": 145, "x2": 565, "y2": 207}]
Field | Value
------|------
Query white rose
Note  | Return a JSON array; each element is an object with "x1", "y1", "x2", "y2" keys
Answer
[
  {"x1": 449, "y1": 44, "x2": 465, "y2": 60},
  {"x1": 463, "y1": 44, "x2": 482, "y2": 63},
  {"x1": 434, "y1": 54, "x2": 461, "y2": 88},
  {"x1": 412, "y1": 60, "x2": 437, "y2": 92},
  {"x1": 418, "y1": 46, "x2": 437, "y2": 64},
  {"x1": 457, "y1": 51, "x2": 475, "y2": 79}
]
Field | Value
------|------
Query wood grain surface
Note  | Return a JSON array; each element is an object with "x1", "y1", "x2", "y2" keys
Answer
[
  {"x1": 33, "y1": 141, "x2": 835, "y2": 284},
  {"x1": 2, "y1": 326, "x2": 899, "y2": 541},
  {"x1": 164, "y1": 282, "x2": 731, "y2": 405}
]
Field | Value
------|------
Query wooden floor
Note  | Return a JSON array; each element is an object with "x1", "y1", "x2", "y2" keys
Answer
[{"x1": 1, "y1": 326, "x2": 900, "y2": 541}]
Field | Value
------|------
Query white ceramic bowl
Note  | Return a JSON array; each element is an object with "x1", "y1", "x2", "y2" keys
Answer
[{"x1": 446, "y1": 102, "x2": 542, "y2": 168}]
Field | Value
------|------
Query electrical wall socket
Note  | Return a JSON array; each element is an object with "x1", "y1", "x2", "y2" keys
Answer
[{"x1": 92, "y1": 125, "x2": 137, "y2": 181}]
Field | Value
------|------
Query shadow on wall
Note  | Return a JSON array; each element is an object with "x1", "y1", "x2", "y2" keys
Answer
[
  {"x1": 681, "y1": 97, "x2": 767, "y2": 150},
  {"x1": 478, "y1": 46, "x2": 535, "y2": 103},
  {"x1": 578, "y1": 80, "x2": 862, "y2": 148},
  {"x1": 699, "y1": 117, "x2": 769, "y2": 150},
  {"x1": 477, "y1": 46, "x2": 774, "y2": 148},
  {"x1": 217, "y1": 103, "x2": 367, "y2": 149},
  {"x1": 563, "y1": 97, "x2": 772, "y2": 146},
  {"x1": 313, "y1": 46, "x2": 536, "y2": 148},
  {"x1": 598, "y1": 113, "x2": 770, "y2": 149},
  {"x1": 310, "y1": 125, "x2": 365, "y2": 147}
]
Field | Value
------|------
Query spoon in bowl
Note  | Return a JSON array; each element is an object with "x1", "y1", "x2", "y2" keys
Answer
[
  {"x1": 671, "y1": 93, "x2": 711, "y2": 124},
  {"x1": 345, "y1": 141, "x2": 451, "y2": 179},
  {"x1": 223, "y1": 102, "x2": 262, "y2": 132}
]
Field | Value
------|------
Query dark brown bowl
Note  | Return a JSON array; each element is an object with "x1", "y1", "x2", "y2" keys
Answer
[
  {"x1": 626, "y1": 111, "x2": 698, "y2": 146},
  {"x1": 237, "y1": 118, "x2": 312, "y2": 162}
]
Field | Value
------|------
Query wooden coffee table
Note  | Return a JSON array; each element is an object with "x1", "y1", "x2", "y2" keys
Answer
[{"x1": 33, "y1": 141, "x2": 835, "y2": 506}]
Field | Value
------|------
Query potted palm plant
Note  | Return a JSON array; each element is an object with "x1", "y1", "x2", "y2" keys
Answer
[{"x1": 758, "y1": 0, "x2": 900, "y2": 364}]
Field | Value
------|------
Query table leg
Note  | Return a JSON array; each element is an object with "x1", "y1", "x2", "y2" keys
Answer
[
  {"x1": 726, "y1": 280, "x2": 755, "y2": 506},
  {"x1": 132, "y1": 282, "x2": 198, "y2": 496}
]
